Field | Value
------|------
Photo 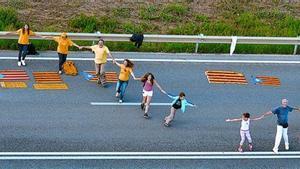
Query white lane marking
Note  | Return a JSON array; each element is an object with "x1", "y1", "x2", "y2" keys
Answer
[
  {"x1": 1, "y1": 155, "x2": 300, "y2": 160},
  {"x1": 0, "y1": 56, "x2": 299, "y2": 64},
  {"x1": 91, "y1": 102, "x2": 171, "y2": 106},
  {"x1": 2, "y1": 152, "x2": 300, "y2": 159},
  {"x1": 1, "y1": 152, "x2": 300, "y2": 155}
]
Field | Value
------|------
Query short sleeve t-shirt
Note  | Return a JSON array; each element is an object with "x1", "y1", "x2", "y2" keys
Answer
[
  {"x1": 272, "y1": 106, "x2": 294, "y2": 125},
  {"x1": 91, "y1": 45, "x2": 110, "y2": 64},
  {"x1": 17, "y1": 29, "x2": 35, "y2": 45},
  {"x1": 118, "y1": 64, "x2": 132, "y2": 81},
  {"x1": 54, "y1": 37, "x2": 73, "y2": 54}
]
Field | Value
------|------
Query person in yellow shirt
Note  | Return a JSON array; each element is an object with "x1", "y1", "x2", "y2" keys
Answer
[
  {"x1": 6, "y1": 24, "x2": 41, "y2": 66},
  {"x1": 113, "y1": 59, "x2": 137, "y2": 103},
  {"x1": 82, "y1": 39, "x2": 115, "y2": 85},
  {"x1": 43, "y1": 33, "x2": 81, "y2": 74}
]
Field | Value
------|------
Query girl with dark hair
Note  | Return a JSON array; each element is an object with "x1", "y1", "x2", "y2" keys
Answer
[
  {"x1": 43, "y1": 32, "x2": 82, "y2": 74},
  {"x1": 113, "y1": 59, "x2": 137, "y2": 103},
  {"x1": 6, "y1": 24, "x2": 41, "y2": 66},
  {"x1": 164, "y1": 92, "x2": 196, "y2": 127},
  {"x1": 135, "y1": 73, "x2": 165, "y2": 118},
  {"x1": 226, "y1": 112, "x2": 264, "y2": 152}
]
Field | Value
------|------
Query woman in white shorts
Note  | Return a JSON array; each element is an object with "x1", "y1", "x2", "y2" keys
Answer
[{"x1": 137, "y1": 73, "x2": 165, "y2": 118}]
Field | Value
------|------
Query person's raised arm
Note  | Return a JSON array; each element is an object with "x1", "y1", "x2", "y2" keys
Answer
[
  {"x1": 263, "y1": 111, "x2": 273, "y2": 116},
  {"x1": 107, "y1": 51, "x2": 115, "y2": 61},
  {"x1": 251, "y1": 114, "x2": 265, "y2": 121},
  {"x1": 225, "y1": 118, "x2": 242, "y2": 122},
  {"x1": 6, "y1": 31, "x2": 18, "y2": 35},
  {"x1": 154, "y1": 80, "x2": 166, "y2": 94},
  {"x1": 41, "y1": 36, "x2": 55, "y2": 40},
  {"x1": 81, "y1": 46, "x2": 92, "y2": 50},
  {"x1": 72, "y1": 42, "x2": 82, "y2": 49},
  {"x1": 186, "y1": 101, "x2": 196, "y2": 107},
  {"x1": 130, "y1": 71, "x2": 137, "y2": 80},
  {"x1": 292, "y1": 107, "x2": 300, "y2": 112},
  {"x1": 113, "y1": 60, "x2": 121, "y2": 67}
]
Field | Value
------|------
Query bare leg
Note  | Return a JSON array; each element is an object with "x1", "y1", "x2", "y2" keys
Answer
[
  {"x1": 165, "y1": 107, "x2": 176, "y2": 124},
  {"x1": 144, "y1": 96, "x2": 152, "y2": 114}
]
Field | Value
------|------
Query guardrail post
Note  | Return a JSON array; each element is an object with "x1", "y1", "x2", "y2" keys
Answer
[
  {"x1": 293, "y1": 36, "x2": 300, "y2": 55},
  {"x1": 230, "y1": 36, "x2": 237, "y2": 56},
  {"x1": 195, "y1": 34, "x2": 203, "y2": 53}
]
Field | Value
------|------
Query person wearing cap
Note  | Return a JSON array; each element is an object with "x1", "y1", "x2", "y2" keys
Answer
[
  {"x1": 6, "y1": 24, "x2": 42, "y2": 67},
  {"x1": 82, "y1": 39, "x2": 115, "y2": 85},
  {"x1": 43, "y1": 33, "x2": 81, "y2": 74}
]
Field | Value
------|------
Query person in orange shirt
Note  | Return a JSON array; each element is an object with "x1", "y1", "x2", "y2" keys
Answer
[
  {"x1": 113, "y1": 59, "x2": 137, "y2": 103},
  {"x1": 82, "y1": 39, "x2": 114, "y2": 85},
  {"x1": 6, "y1": 24, "x2": 41, "y2": 66},
  {"x1": 43, "y1": 33, "x2": 81, "y2": 74}
]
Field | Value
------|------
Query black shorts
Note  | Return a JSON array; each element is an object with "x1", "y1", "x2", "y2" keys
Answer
[
  {"x1": 279, "y1": 123, "x2": 288, "y2": 128},
  {"x1": 172, "y1": 105, "x2": 181, "y2": 110}
]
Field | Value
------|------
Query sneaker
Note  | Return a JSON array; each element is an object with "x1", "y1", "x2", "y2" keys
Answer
[
  {"x1": 285, "y1": 144, "x2": 289, "y2": 150},
  {"x1": 17, "y1": 61, "x2": 21, "y2": 67},
  {"x1": 164, "y1": 122, "x2": 170, "y2": 127},
  {"x1": 141, "y1": 103, "x2": 145, "y2": 110},
  {"x1": 143, "y1": 113, "x2": 149, "y2": 119},
  {"x1": 58, "y1": 71, "x2": 63, "y2": 75},
  {"x1": 21, "y1": 60, "x2": 26, "y2": 66},
  {"x1": 238, "y1": 147, "x2": 243, "y2": 152},
  {"x1": 115, "y1": 92, "x2": 119, "y2": 98},
  {"x1": 249, "y1": 144, "x2": 253, "y2": 151},
  {"x1": 273, "y1": 148, "x2": 278, "y2": 154},
  {"x1": 119, "y1": 99, "x2": 123, "y2": 103}
]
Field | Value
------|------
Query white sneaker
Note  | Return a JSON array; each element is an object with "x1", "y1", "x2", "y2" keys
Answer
[
  {"x1": 285, "y1": 144, "x2": 289, "y2": 150},
  {"x1": 21, "y1": 60, "x2": 26, "y2": 66},
  {"x1": 273, "y1": 148, "x2": 278, "y2": 154},
  {"x1": 17, "y1": 61, "x2": 21, "y2": 67},
  {"x1": 119, "y1": 99, "x2": 123, "y2": 103}
]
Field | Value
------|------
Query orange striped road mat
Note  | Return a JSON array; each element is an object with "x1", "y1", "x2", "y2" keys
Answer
[
  {"x1": 33, "y1": 72, "x2": 63, "y2": 83},
  {"x1": 0, "y1": 70, "x2": 30, "y2": 81},
  {"x1": 33, "y1": 83, "x2": 68, "y2": 90},
  {"x1": 0, "y1": 82, "x2": 27, "y2": 88},
  {"x1": 253, "y1": 76, "x2": 281, "y2": 87},
  {"x1": 84, "y1": 71, "x2": 118, "y2": 83},
  {"x1": 205, "y1": 70, "x2": 248, "y2": 85}
]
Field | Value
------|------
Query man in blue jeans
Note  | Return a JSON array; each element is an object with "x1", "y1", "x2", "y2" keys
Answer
[{"x1": 264, "y1": 99, "x2": 300, "y2": 154}]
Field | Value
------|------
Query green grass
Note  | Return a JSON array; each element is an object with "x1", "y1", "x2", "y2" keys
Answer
[{"x1": 0, "y1": 5, "x2": 299, "y2": 54}]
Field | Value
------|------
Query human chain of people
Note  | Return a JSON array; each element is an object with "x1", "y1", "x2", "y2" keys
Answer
[{"x1": 3, "y1": 24, "x2": 300, "y2": 154}]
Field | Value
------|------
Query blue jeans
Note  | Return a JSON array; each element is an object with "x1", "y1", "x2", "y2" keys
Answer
[
  {"x1": 18, "y1": 43, "x2": 28, "y2": 61},
  {"x1": 116, "y1": 80, "x2": 128, "y2": 100}
]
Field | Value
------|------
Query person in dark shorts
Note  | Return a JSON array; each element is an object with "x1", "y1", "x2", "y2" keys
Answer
[
  {"x1": 164, "y1": 92, "x2": 195, "y2": 127},
  {"x1": 263, "y1": 99, "x2": 300, "y2": 154}
]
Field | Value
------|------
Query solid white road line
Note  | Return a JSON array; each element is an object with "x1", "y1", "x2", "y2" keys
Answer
[
  {"x1": 0, "y1": 56, "x2": 300, "y2": 64},
  {"x1": 91, "y1": 102, "x2": 171, "y2": 106},
  {"x1": 1, "y1": 155, "x2": 300, "y2": 160},
  {"x1": 2, "y1": 152, "x2": 300, "y2": 159},
  {"x1": 2, "y1": 152, "x2": 300, "y2": 155}
]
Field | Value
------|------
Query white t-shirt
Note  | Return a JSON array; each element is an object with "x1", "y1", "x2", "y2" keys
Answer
[{"x1": 240, "y1": 119, "x2": 250, "y2": 131}]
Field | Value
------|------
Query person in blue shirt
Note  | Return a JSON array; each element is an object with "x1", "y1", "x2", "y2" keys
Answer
[
  {"x1": 163, "y1": 92, "x2": 196, "y2": 127},
  {"x1": 264, "y1": 99, "x2": 300, "y2": 154}
]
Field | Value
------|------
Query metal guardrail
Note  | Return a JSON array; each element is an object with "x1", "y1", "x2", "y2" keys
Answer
[{"x1": 0, "y1": 32, "x2": 299, "y2": 55}]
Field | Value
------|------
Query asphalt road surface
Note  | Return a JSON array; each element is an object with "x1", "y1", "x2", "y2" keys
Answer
[{"x1": 0, "y1": 51, "x2": 300, "y2": 168}]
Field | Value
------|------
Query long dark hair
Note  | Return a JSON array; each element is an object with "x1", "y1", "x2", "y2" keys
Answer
[
  {"x1": 22, "y1": 24, "x2": 30, "y2": 35},
  {"x1": 141, "y1": 72, "x2": 155, "y2": 85},
  {"x1": 125, "y1": 59, "x2": 134, "y2": 68}
]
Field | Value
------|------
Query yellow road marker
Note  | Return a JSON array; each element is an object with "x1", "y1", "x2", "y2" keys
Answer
[{"x1": 33, "y1": 83, "x2": 68, "y2": 90}]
